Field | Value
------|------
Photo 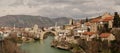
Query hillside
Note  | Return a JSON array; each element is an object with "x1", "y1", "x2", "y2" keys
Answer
[
  {"x1": 52, "y1": 17, "x2": 71, "y2": 26},
  {"x1": 0, "y1": 15, "x2": 54, "y2": 27}
]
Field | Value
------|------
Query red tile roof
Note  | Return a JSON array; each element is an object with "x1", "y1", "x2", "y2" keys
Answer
[
  {"x1": 90, "y1": 18, "x2": 101, "y2": 23},
  {"x1": 0, "y1": 29, "x2": 5, "y2": 32},
  {"x1": 83, "y1": 32, "x2": 95, "y2": 35},
  {"x1": 90, "y1": 13, "x2": 113, "y2": 23},
  {"x1": 101, "y1": 17, "x2": 113, "y2": 22},
  {"x1": 100, "y1": 33, "x2": 111, "y2": 38}
]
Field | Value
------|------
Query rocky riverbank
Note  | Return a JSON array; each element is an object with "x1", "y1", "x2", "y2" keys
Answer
[
  {"x1": 51, "y1": 35, "x2": 86, "y2": 53},
  {"x1": 51, "y1": 40, "x2": 71, "y2": 50},
  {"x1": 51, "y1": 36, "x2": 109, "y2": 53}
]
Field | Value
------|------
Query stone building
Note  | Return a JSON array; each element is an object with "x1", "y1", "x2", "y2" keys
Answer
[
  {"x1": 81, "y1": 31, "x2": 98, "y2": 41},
  {"x1": 89, "y1": 12, "x2": 114, "y2": 33},
  {"x1": 100, "y1": 13, "x2": 113, "y2": 29},
  {"x1": 100, "y1": 33, "x2": 115, "y2": 41},
  {"x1": 90, "y1": 17, "x2": 101, "y2": 32}
]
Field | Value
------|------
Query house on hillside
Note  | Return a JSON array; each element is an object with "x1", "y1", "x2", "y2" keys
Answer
[
  {"x1": 100, "y1": 13, "x2": 114, "y2": 29},
  {"x1": 84, "y1": 22, "x2": 91, "y2": 32},
  {"x1": 89, "y1": 12, "x2": 114, "y2": 33},
  {"x1": 80, "y1": 31, "x2": 98, "y2": 41},
  {"x1": 89, "y1": 16, "x2": 101, "y2": 32},
  {"x1": 100, "y1": 33, "x2": 115, "y2": 41}
]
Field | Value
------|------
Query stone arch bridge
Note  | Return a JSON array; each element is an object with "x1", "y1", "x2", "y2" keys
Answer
[{"x1": 40, "y1": 30, "x2": 58, "y2": 39}]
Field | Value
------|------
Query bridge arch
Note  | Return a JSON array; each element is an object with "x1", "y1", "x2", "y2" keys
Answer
[{"x1": 40, "y1": 31, "x2": 58, "y2": 39}]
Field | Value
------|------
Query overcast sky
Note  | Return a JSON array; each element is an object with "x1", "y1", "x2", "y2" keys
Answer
[{"x1": 0, "y1": 0, "x2": 120, "y2": 18}]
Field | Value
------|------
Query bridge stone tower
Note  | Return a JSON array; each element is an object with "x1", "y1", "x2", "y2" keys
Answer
[{"x1": 33, "y1": 24, "x2": 38, "y2": 31}]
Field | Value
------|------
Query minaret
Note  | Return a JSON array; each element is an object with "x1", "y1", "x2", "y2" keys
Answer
[
  {"x1": 54, "y1": 22, "x2": 58, "y2": 30},
  {"x1": 13, "y1": 24, "x2": 16, "y2": 32},
  {"x1": 55, "y1": 22, "x2": 58, "y2": 27}
]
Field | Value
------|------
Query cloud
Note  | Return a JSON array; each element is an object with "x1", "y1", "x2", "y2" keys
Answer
[{"x1": 0, "y1": 0, "x2": 120, "y2": 18}]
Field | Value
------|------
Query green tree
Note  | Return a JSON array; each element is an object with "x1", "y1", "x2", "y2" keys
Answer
[{"x1": 113, "y1": 12, "x2": 120, "y2": 28}]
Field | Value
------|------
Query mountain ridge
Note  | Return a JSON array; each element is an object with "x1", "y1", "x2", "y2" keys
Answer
[{"x1": 0, "y1": 15, "x2": 71, "y2": 27}]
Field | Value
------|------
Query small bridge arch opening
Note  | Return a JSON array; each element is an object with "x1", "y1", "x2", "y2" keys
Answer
[{"x1": 41, "y1": 31, "x2": 57, "y2": 39}]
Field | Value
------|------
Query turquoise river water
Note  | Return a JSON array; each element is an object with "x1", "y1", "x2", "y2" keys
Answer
[{"x1": 20, "y1": 36, "x2": 71, "y2": 53}]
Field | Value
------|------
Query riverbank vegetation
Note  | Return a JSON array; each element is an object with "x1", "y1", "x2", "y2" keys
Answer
[
  {"x1": 0, "y1": 33, "x2": 25, "y2": 53},
  {"x1": 0, "y1": 39, "x2": 25, "y2": 53}
]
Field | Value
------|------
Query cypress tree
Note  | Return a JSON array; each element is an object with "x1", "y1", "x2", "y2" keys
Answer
[
  {"x1": 86, "y1": 17, "x2": 89, "y2": 22},
  {"x1": 113, "y1": 12, "x2": 120, "y2": 28},
  {"x1": 118, "y1": 16, "x2": 120, "y2": 27}
]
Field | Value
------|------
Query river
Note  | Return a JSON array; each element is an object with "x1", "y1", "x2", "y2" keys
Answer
[{"x1": 20, "y1": 36, "x2": 71, "y2": 53}]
